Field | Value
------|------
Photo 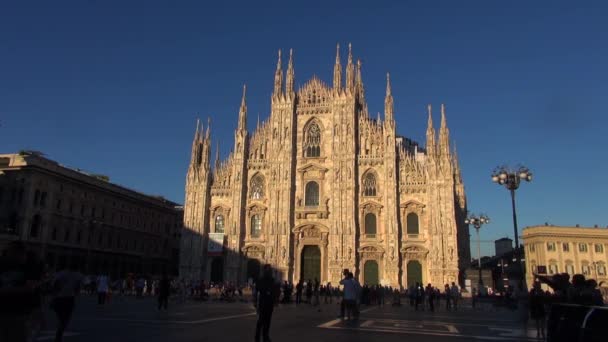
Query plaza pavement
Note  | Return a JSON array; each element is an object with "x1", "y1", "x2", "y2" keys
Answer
[{"x1": 36, "y1": 295, "x2": 539, "y2": 342}]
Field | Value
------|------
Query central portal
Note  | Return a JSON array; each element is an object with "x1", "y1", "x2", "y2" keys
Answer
[{"x1": 300, "y1": 245, "x2": 321, "y2": 281}]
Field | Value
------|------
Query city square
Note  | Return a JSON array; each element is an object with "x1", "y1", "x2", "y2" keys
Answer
[
  {"x1": 36, "y1": 294, "x2": 537, "y2": 342},
  {"x1": 1, "y1": 1, "x2": 607, "y2": 341}
]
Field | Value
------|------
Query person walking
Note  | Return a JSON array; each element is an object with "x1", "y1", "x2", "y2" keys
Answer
[
  {"x1": 305, "y1": 279, "x2": 313, "y2": 304},
  {"x1": 295, "y1": 279, "x2": 303, "y2": 305},
  {"x1": 254, "y1": 264, "x2": 276, "y2": 342},
  {"x1": 444, "y1": 284, "x2": 452, "y2": 311},
  {"x1": 425, "y1": 284, "x2": 435, "y2": 312},
  {"x1": 450, "y1": 282, "x2": 460, "y2": 311},
  {"x1": 50, "y1": 264, "x2": 83, "y2": 342},
  {"x1": 529, "y1": 281, "x2": 546, "y2": 340},
  {"x1": 96, "y1": 274, "x2": 109, "y2": 305},
  {"x1": 339, "y1": 269, "x2": 357, "y2": 320},
  {"x1": 157, "y1": 273, "x2": 170, "y2": 311},
  {"x1": 0, "y1": 241, "x2": 39, "y2": 342}
]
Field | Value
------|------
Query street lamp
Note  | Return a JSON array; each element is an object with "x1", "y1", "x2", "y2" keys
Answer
[
  {"x1": 491, "y1": 165, "x2": 532, "y2": 288},
  {"x1": 465, "y1": 213, "x2": 490, "y2": 290}
]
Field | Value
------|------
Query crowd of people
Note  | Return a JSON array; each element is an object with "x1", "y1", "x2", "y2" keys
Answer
[{"x1": 4, "y1": 237, "x2": 605, "y2": 342}]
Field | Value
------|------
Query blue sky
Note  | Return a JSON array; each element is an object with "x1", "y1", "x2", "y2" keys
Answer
[{"x1": 1, "y1": 1, "x2": 607, "y2": 256}]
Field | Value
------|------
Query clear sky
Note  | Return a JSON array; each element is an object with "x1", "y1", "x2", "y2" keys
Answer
[{"x1": 1, "y1": 1, "x2": 607, "y2": 257}]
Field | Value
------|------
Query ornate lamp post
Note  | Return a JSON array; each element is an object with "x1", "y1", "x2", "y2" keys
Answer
[
  {"x1": 491, "y1": 165, "x2": 532, "y2": 288},
  {"x1": 465, "y1": 213, "x2": 490, "y2": 289}
]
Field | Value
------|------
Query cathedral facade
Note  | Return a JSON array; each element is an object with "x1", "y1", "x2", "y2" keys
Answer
[{"x1": 180, "y1": 45, "x2": 470, "y2": 287}]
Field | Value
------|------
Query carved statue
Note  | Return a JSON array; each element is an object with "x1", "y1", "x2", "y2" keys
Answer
[
  {"x1": 448, "y1": 246, "x2": 454, "y2": 261},
  {"x1": 347, "y1": 247, "x2": 352, "y2": 260},
  {"x1": 281, "y1": 246, "x2": 287, "y2": 260},
  {"x1": 334, "y1": 247, "x2": 338, "y2": 260},
  {"x1": 268, "y1": 246, "x2": 274, "y2": 259},
  {"x1": 390, "y1": 246, "x2": 395, "y2": 260}
]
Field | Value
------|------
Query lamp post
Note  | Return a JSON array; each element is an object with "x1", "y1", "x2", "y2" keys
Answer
[
  {"x1": 497, "y1": 259, "x2": 509, "y2": 293},
  {"x1": 465, "y1": 213, "x2": 490, "y2": 290},
  {"x1": 491, "y1": 165, "x2": 532, "y2": 288}
]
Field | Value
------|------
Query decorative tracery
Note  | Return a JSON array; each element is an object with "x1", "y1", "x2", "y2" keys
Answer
[
  {"x1": 250, "y1": 174, "x2": 265, "y2": 200},
  {"x1": 362, "y1": 172, "x2": 377, "y2": 196},
  {"x1": 215, "y1": 215, "x2": 225, "y2": 233},
  {"x1": 304, "y1": 122, "x2": 321, "y2": 157}
]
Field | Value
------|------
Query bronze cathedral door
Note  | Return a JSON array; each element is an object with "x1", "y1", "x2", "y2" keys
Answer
[{"x1": 300, "y1": 245, "x2": 321, "y2": 281}]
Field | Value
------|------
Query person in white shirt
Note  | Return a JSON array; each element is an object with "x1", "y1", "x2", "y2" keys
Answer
[{"x1": 339, "y1": 269, "x2": 358, "y2": 320}]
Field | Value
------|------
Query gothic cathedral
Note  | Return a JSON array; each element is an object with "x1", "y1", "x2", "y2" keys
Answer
[{"x1": 180, "y1": 45, "x2": 470, "y2": 287}]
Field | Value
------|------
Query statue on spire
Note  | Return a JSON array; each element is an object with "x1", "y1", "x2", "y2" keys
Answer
[
  {"x1": 273, "y1": 49, "x2": 283, "y2": 98},
  {"x1": 384, "y1": 72, "x2": 394, "y2": 124},
  {"x1": 286, "y1": 49, "x2": 295, "y2": 96},
  {"x1": 333, "y1": 43, "x2": 342, "y2": 91},
  {"x1": 345, "y1": 43, "x2": 355, "y2": 92},
  {"x1": 238, "y1": 84, "x2": 247, "y2": 132},
  {"x1": 426, "y1": 104, "x2": 436, "y2": 156},
  {"x1": 439, "y1": 103, "x2": 450, "y2": 156}
]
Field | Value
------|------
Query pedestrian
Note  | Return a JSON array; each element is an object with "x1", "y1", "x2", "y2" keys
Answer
[
  {"x1": 529, "y1": 281, "x2": 546, "y2": 340},
  {"x1": 158, "y1": 272, "x2": 170, "y2": 311},
  {"x1": 450, "y1": 282, "x2": 460, "y2": 311},
  {"x1": 444, "y1": 284, "x2": 452, "y2": 310},
  {"x1": 295, "y1": 279, "x2": 303, "y2": 305},
  {"x1": 305, "y1": 279, "x2": 313, "y2": 304},
  {"x1": 0, "y1": 241, "x2": 39, "y2": 342},
  {"x1": 339, "y1": 269, "x2": 357, "y2": 320},
  {"x1": 425, "y1": 283, "x2": 435, "y2": 312},
  {"x1": 50, "y1": 263, "x2": 83, "y2": 342},
  {"x1": 97, "y1": 274, "x2": 109, "y2": 305},
  {"x1": 254, "y1": 264, "x2": 277, "y2": 342}
]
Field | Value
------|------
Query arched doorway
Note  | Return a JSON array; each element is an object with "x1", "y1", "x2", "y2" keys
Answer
[
  {"x1": 210, "y1": 257, "x2": 224, "y2": 283},
  {"x1": 406, "y1": 260, "x2": 422, "y2": 287},
  {"x1": 246, "y1": 259, "x2": 261, "y2": 281},
  {"x1": 300, "y1": 245, "x2": 321, "y2": 281},
  {"x1": 364, "y1": 260, "x2": 379, "y2": 285}
]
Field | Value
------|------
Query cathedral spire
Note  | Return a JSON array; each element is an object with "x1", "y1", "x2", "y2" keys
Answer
[
  {"x1": 333, "y1": 43, "x2": 342, "y2": 91},
  {"x1": 345, "y1": 43, "x2": 355, "y2": 92},
  {"x1": 426, "y1": 104, "x2": 436, "y2": 156},
  {"x1": 273, "y1": 49, "x2": 283, "y2": 98},
  {"x1": 205, "y1": 117, "x2": 211, "y2": 140},
  {"x1": 214, "y1": 140, "x2": 220, "y2": 171},
  {"x1": 355, "y1": 59, "x2": 363, "y2": 90},
  {"x1": 286, "y1": 48, "x2": 295, "y2": 97},
  {"x1": 439, "y1": 103, "x2": 450, "y2": 156},
  {"x1": 384, "y1": 72, "x2": 394, "y2": 124},
  {"x1": 238, "y1": 84, "x2": 247, "y2": 132}
]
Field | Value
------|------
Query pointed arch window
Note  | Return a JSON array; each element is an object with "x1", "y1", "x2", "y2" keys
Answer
[
  {"x1": 305, "y1": 181, "x2": 320, "y2": 206},
  {"x1": 215, "y1": 215, "x2": 225, "y2": 233},
  {"x1": 304, "y1": 122, "x2": 321, "y2": 157},
  {"x1": 406, "y1": 213, "x2": 419, "y2": 235},
  {"x1": 251, "y1": 215, "x2": 262, "y2": 237},
  {"x1": 365, "y1": 213, "x2": 377, "y2": 236},
  {"x1": 363, "y1": 172, "x2": 377, "y2": 196},
  {"x1": 250, "y1": 175, "x2": 265, "y2": 200}
]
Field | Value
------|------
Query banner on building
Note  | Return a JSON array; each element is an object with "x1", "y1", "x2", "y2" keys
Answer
[{"x1": 207, "y1": 233, "x2": 224, "y2": 256}]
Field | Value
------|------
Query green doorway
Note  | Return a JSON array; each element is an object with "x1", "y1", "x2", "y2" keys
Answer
[
  {"x1": 406, "y1": 260, "x2": 422, "y2": 287},
  {"x1": 364, "y1": 260, "x2": 379, "y2": 285},
  {"x1": 300, "y1": 245, "x2": 321, "y2": 281},
  {"x1": 210, "y1": 257, "x2": 224, "y2": 283},
  {"x1": 246, "y1": 259, "x2": 261, "y2": 281}
]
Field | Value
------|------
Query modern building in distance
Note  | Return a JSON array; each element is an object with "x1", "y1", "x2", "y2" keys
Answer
[
  {"x1": 495, "y1": 237, "x2": 513, "y2": 257},
  {"x1": 523, "y1": 225, "x2": 608, "y2": 289},
  {"x1": 0, "y1": 152, "x2": 183, "y2": 276},
  {"x1": 180, "y1": 45, "x2": 470, "y2": 287}
]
